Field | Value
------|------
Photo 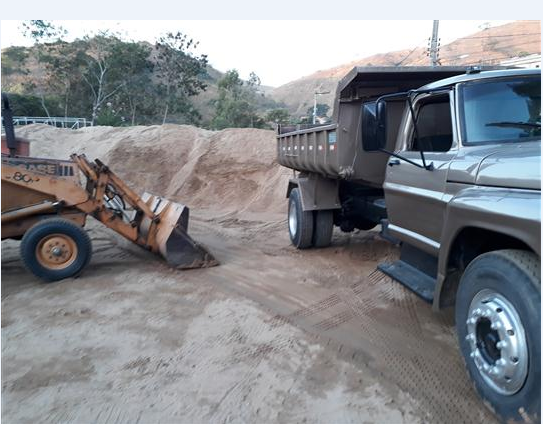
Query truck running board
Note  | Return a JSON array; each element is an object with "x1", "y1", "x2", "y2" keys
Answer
[{"x1": 378, "y1": 260, "x2": 436, "y2": 303}]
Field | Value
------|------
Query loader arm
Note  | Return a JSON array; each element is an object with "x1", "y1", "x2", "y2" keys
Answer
[
  {"x1": 2, "y1": 154, "x2": 217, "y2": 269},
  {"x1": 2, "y1": 159, "x2": 146, "y2": 245}
]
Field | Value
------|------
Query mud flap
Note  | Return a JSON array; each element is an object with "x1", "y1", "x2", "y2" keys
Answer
[{"x1": 142, "y1": 193, "x2": 218, "y2": 269}]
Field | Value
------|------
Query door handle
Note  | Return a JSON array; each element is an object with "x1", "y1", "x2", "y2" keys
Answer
[{"x1": 388, "y1": 159, "x2": 401, "y2": 167}]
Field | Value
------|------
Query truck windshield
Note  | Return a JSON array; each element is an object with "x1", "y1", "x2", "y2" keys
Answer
[{"x1": 460, "y1": 76, "x2": 541, "y2": 144}]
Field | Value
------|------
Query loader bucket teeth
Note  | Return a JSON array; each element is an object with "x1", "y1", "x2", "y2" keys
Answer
[
  {"x1": 142, "y1": 193, "x2": 218, "y2": 269},
  {"x1": 163, "y1": 226, "x2": 218, "y2": 269}
]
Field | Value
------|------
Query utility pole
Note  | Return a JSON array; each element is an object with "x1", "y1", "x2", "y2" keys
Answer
[
  {"x1": 429, "y1": 20, "x2": 440, "y2": 66},
  {"x1": 313, "y1": 90, "x2": 330, "y2": 124}
]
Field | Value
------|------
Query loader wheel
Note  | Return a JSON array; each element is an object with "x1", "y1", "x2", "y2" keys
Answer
[
  {"x1": 20, "y1": 218, "x2": 92, "y2": 282},
  {"x1": 455, "y1": 249, "x2": 540, "y2": 422},
  {"x1": 288, "y1": 188, "x2": 313, "y2": 249},
  {"x1": 313, "y1": 210, "x2": 334, "y2": 248}
]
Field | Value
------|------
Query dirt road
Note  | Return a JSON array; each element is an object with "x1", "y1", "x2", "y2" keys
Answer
[
  {"x1": 2, "y1": 209, "x2": 498, "y2": 423},
  {"x1": 2, "y1": 124, "x2": 498, "y2": 422}
]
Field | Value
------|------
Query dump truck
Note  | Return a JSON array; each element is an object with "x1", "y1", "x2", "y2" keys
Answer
[
  {"x1": 1, "y1": 94, "x2": 217, "y2": 282},
  {"x1": 277, "y1": 67, "x2": 541, "y2": 422}
]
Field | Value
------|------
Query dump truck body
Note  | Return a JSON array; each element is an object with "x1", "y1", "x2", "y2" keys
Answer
[{"x1": 277, "y1": 67, "x2": 471, "y2": 186}]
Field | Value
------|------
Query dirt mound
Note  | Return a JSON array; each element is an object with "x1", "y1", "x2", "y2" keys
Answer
[
  {"x1": 166, "y1": 128, "x2": 290, "y2": 214},
  {"x1": 14, "y1": 124, "x2": 290, "y2": 215}
]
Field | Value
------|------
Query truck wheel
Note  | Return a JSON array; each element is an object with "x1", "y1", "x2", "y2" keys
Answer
[
  {"x1": 455, "y1": 249, "x2": 540, "y2": 422},
  {"x1": 20, "y1": 218, "x2": 93, "y2": 282},
  {"x1": 313, "y1": 210, "x2": 333, "y2": 248},
  {"x1": 288, "y1": 188, "x2": 314, "y2": 249}
]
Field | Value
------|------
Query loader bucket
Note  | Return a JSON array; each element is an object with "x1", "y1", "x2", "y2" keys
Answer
[{"x1": 142, "y1": 193, "x2": 218, "y2": 269}]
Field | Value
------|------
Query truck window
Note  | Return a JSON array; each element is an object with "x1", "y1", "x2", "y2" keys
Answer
[
  {"x1": 410, "y1": 97, "x2": 453, "y2": 152},
  {"x1": 460, "y1": 76, "x2": 541, "y2": 144}
]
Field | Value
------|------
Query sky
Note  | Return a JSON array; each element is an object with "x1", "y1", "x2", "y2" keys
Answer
[{"x1": 0, "y1": 20, "x2": 513, "y2": 87}]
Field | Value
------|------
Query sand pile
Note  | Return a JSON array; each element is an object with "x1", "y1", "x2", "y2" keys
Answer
[{"x1": 14, "y1": 124, "x2": 291, "y2": 215}]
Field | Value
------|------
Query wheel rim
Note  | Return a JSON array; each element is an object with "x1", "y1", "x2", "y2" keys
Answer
[
  {"x1": 465, "y1": 289, "x2": 528, "y2": 396},
  {"x1": 35, "y1": 233, "x2": 78, "y2": 270},
  {"x1": 288, "y1": 200, "x2": 298, "y2": 237}
]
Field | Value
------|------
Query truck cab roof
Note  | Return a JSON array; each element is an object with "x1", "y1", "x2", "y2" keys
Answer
[
  {"x1": 419, "y1": 68, "x2": 541, "y2": 91},
  {"x1": 333, "y1": 65, "x2": 503, "y2": 121}
]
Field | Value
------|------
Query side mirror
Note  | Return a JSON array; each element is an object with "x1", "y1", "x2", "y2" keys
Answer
[
  {"x1": 363, "y1": 92, "x2": 409, "y2": 153},
  {"x1": 361, "y1": 101, "x2": 386, "y2": 151},
  {"x1": 375, "y1": 99, "x2": 387, "y2": 148}
]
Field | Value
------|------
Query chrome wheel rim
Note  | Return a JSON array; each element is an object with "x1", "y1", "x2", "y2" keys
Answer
[
  {"x1": 288, "y1": 200, "x2": 297, "y2": 237},
  {"x1": 465, "y1": 289, "x2": 528, "y2": 395}
]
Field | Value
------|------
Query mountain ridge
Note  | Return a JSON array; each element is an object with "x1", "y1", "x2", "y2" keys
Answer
[{"x1": 271, "y1": 20, "x2": 541, "y2": 116}]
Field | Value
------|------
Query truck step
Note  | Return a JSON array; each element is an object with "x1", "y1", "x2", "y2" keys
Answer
[
  {"x1": 379, "y1": 219, "x2": 400, "y2": 244},
  {"x1": 377, "y1": 260, "x2": 436, "y2": 303}
]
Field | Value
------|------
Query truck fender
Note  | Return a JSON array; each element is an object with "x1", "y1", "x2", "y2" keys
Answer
[
  {"x1": 433, "y1": 187, "x2": 541, "y2": 310},
  {"x1": 286, "y1": 174, "x2": 341, "y2": 212}
]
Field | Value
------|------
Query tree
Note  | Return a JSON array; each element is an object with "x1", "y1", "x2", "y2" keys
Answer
[
  {"x1": 80, "y1": 33, "x2": 131, "y2": 125},
  {"x1": 17, "y1": 20, "x2": 69, "y2": 118},
  {"x1": 108, "y1": 40, "x2": 154, "y2": 125},
  {"x1": 154, "y1": 32, "x2": 208, "y2": 124},
  {"x1": 39, "y1": 40, "x2": 88, "y2": 119},
  {"x1": 1, "y1": 47, "x2": 30, "y2": 77},
  {"x1": 95, "y1": 102, "x2": 124, "y2": 126},
  {"x1": 300, "y1": 103, "x2": 330, "y2": 124},
  {"x1": 306, "y1": 103, "x2": 330, "y2": 119},
  {"x1": 265, "y1": 109, "x2": 291, "y2": 125},
  {"x1": 211, "y1": 70, "x2": 266, "y2": 129},
  {"x1": 247, "y1": 71, "x2": 261, "y2": 88},
  {"x1": 21, "y1": 20, "x2": 67, "y2": 44},
  {"x1": 3, "y1": 92, "x2": 62, "y2": 117}
]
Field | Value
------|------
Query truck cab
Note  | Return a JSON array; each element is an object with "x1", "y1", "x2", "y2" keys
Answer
[
  {"x1": 277, "y1": 67, "x2": 541, "y2": 422},
  {"x1": 380, "y1": 69, "x2": 540, "y2": 298}
]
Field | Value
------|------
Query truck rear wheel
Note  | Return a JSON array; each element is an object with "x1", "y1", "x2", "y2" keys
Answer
[
  {"x1": 20, "y1": 218, "x2": 93, "y2": 282},
  {"x1": 288, "y1": 188, "x2": 314, "y2": 249},
  {"x1": 455, "y1": 249, "x2": 540, "y2": 422},
  {"x1": 313, "y1": 210, "x2": 333, "y2": 248}
]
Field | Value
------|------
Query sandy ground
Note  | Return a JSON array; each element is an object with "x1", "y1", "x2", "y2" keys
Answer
[{"x1": 2, "y1": 125, "x2": 499, "y2": 423}]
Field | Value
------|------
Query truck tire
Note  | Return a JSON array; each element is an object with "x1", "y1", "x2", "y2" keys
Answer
[
  {"x1": 20, "y1": 218, "x2": 93, "y2": 282},
  {"x1": 313, "y1": 210, "x2": 333, "y2": 248},
  {"x1": 288, "y1": 188, "x2": 314, "y2": 249},
  {"x1": 455, "y1": 249, "x2": 540, "y2": 422}
]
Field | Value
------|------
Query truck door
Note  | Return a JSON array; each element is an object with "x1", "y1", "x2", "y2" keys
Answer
[{"x1": 383, "y1": 91, "x2": 457, "y2": 255}]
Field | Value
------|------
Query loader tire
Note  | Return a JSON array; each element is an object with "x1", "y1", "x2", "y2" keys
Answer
[
  {"x1": 20, "y1": 218, "x2": 92, "y2": 282},
  {"x1": 313, "y1": 210, "x2": 334, "y2": 248},
  {"x1": 455, "y1": 249, "x2": 540, "y2": 423},
  {"x1": 288, "y1": 188, "x2": 313, "y2": 249}
]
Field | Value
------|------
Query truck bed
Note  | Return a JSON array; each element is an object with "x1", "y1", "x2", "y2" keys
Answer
[
  {"x1": 276, "y1": 66, "x2": 475, "y2": 187},
  {"x1": 277, "y1": 124, "x2": 340, "y2": 178}
]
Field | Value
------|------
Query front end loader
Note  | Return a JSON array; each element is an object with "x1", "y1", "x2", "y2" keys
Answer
[{"x1": 1, "y1": 94, "x2": 217, "y2": 282}]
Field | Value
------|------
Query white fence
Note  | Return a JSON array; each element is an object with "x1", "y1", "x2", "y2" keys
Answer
[{"x1": 2, "y1": 116, "x2": 93, "y2": 132}]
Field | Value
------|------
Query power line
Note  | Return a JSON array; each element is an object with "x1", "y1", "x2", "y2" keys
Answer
[
  {"x1": 471, "y1": 42, "x2": 540, "y2": 50},
  {"x1": 459, "y1": 32, "x2": 540, "y2": 40},
  {"x1": 395, "y1": 42, "x2": 426, "y2": 66}
]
